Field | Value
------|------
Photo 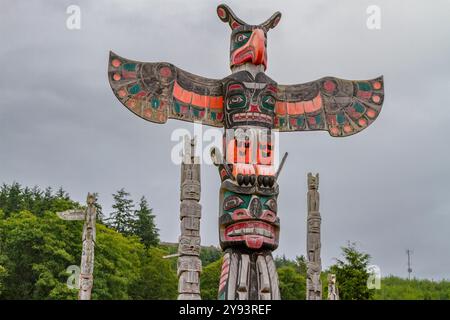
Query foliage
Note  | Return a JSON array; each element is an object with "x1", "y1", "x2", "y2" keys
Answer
[
  {"x1": 328, "y1": 242, "x2": 374, "y2": 300},
  {"x1": 107, "y1": 188, "x2": 135, "y2": 235},
  {"x1": 0, "y1": 183, "x2": 174, "y2": 300},
  {"x1": 374, "y1": 276, "x2": 450, "y2": 300},
  {"x1": 0, "y1": 183, "x2": 80, "y2": 217},
  {"x1": 200, "y1": 258, "x2": 222, "y2": 300},
  {"x1": 128, "y1": 247, "x2": 177, "y2": 299},
  {"x1": 200, "y1": 246, "x2": 222, "y2": 266},
  {"x1": 133, "y1": 196, "x2": 159, "y2": 248},
  {"x1": 278, "y1": 265, "x2": 306, "y2": 300},
  {"x1": 1, "y1": 183, "x2": 449, "y2": 300}
]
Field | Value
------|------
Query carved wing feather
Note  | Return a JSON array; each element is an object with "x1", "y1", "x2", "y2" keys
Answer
[
  {"x1": 108, "y1": 51, "x2": 224, "y2": 127},
  {"x1": 275, "y1": 76, "x2": 384, "y2": 137}
]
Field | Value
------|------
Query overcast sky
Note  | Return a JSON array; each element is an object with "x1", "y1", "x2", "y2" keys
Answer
[{"x1": 1, "y1": 0, "x2": 449, "y2": 281}]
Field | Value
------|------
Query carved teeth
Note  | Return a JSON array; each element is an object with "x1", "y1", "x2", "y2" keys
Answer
[
  {"x1": 227, "y1": 226, "x2": 273, "y2": 238},
  {"x1": 232, "y1": 113, "x2": 272, "y2": 124}
]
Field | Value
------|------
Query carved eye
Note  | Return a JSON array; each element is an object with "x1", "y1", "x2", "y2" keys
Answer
[
  {"x1": 223, "y1": 195, "x2": 244, "y2": 211},
  {"x1": 262, "y1": 95, "x2": 275, "y2": 112},
  {"x1": 227, "y1": 94, "x2": 246, "y2": 109},
  {"x1": 233, "y1": 31, "x2": 252, "y2": 49},
  {"x1": 265, "y1": 198, "x2": 277, "y2": 213},
  {"x1": 231, "y1": 96, "x2": 243, "y2": 103},
  {"x1": 236, "y1": 34, "x2": 248, "y2": 42}
]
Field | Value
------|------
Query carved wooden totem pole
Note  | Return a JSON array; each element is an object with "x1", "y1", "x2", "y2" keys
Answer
[
  {"x1": 306, "y1": 173, "x2": 322, "y2": 300},
  {"x1": 327, "y1": 274, "x2": 339, "y2": 300},
  {"x1": 178, "y1": 137, "x2": 202, "y2": 300},
  {"x1": 108, "y1": 4, "x2": 384, "y2": 300},
  {"x1": 57, "y1": 193, "x2": 97, "y2": 300}
]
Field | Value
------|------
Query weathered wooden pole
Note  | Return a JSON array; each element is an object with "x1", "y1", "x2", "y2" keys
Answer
[
  {"x1": 306, "y1": 173, "x2": 322, "y2": 300},
  {"x1": 177, "y1": 137, "x2": 202, "y2": 300},
  {"x1": 57, "y1": 193, "x2": 97, "y2": 300},
  {"x1": 327, "y1": 274, "x2": 339, "y2": 300},
  {"x1": 78, "y1": 193, "x2": 97, "y2": 300}
]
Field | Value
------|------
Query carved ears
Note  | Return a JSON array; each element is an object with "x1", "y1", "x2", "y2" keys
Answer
[
  {"x1": 259, "y1": 11, "x2": 282, "y2": 31},
  {"x1": 217, "y1": 4, "x2": 282, "y2": 31},
  {"x1": 217, "y1": 4, "x2": 246, "y2": 30}
]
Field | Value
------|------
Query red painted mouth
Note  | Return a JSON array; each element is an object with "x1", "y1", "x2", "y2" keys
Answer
[{"x1": 224, "y1": 221, "x2": 277, "y2": 249}]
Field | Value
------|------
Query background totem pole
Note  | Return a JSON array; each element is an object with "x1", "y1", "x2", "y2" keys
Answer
[
  {"x1": 306, "y1": 173, "x2": 322, "y2": 300},
  {"x1": 327, "y1": 274, "x2": 339, "y2": 300},
  {"x1": 177, "y1": 137, "x2": 202, "y2": 300},
  {"x1": 57, "y1": 193, "x2": 97, "y2": 300},
  {"x1": 108, "y1": 4, "x2": 384, "y2": 300}
]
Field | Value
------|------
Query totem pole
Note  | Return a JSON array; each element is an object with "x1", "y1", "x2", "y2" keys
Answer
[
  {"x1": 108, "y1": 4, "x2": 384, "y2": 300},
  {"x1": 57, "y1": 193, "x2": 97, "y2": 300},
  {"x1": 306, "y1": 173, "x2": 322, "y2": 300},
  {"x1": 327, "y1": 274, "x2": 339, "y2": 300},
  {"x1": 177, "y1": 137, "x2": 202, "y2": 300}
]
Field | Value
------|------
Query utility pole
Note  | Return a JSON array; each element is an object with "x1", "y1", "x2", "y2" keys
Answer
[{"x1": 406, "y1": 249, "x2": 413, "y2": 280}]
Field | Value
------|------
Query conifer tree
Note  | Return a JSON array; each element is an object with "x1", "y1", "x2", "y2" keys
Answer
[
  {"x1": 133, "y1": 196, "x2": 159, "y2": 247},
  {"x1": 108, "y1": 188, "x2": 135, "y2": 235}
]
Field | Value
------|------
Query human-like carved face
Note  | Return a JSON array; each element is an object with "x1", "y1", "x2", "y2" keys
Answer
[
  {"x1": 178, "y1": 235, "x2": 200, "y2": 255},
  {"x1": 308, "y1": 217, "x2": 321, "y2": 234},
  {"x1": 219, "y1": 189, "x2": 279, "y2": 250},
  {"x1": 224, "y1": 81, "x2": 277, "y2": 129},
  {"x1": 181, "y1": 181, "x2": 200, "y2": 201}
]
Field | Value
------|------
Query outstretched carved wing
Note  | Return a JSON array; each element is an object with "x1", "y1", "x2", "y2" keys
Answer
[
  {"x1": 275, "y1": 76, "x2": 384, "y2": 137},
  {"x1": 108, "y1": 51, "x2": 224, "y2": 127}
]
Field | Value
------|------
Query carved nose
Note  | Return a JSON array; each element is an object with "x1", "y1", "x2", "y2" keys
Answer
[
  {"x1": 250, "y1": 28, "x2": 266, "y2": 67},
  {"x1": 249, "y1": 104, "x2": 260, "y2": 112},
  {"x1": 250, "y1": 197, "x2": 262, "y2": 218}
]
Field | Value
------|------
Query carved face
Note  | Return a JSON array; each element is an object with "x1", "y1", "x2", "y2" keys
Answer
[
  {"x1": 308, "y1": 217, "x2": 321, "y2": 234},
  {"x1": 219, "y1": 188, "x2": 279, "y2": 250},
  {"x1": 178, "y1": 235, "x2": 200, "y2": 256},
  {"x1": 224, "y1": 80, "x2": 277, "y2": 129},
  {"x1": 230, "y1": 27, "x2": 267, "y2": 69},
  {"x1": 79, "y1": 276, "x2": 93, "y2": 291},
  {"x1": 216, "y1": 4, "x2": 281, "y2": 70},
  {"x1": 181, "y1": 181, "x2": 200, "y2": 201},
  {"x1": 308, "y1": 173, "x2": 319, "y2": 190}
]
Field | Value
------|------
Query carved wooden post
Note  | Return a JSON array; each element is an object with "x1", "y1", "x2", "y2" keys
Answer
[
  {"x1": 306, "y1": 173, "x2": 322, "y2": 300},
  {"x1": 57, "y1": 193, "x2": 97, "y2": 300},
  {"x1": 177, "y1": 137, "x2": 202, "y2": 300},
  {"x1": 327, "y1": 274, "x2": 339, "y2": 300}
]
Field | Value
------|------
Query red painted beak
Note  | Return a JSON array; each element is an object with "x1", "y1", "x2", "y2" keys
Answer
[{"x1": 231, "y1": 28, "x2": 267, "y2": 70}]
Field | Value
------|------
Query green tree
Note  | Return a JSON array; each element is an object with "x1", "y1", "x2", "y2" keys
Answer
[
  {"x1": 200, "y1": 258, "x2": 222, "y2": 300},
  {"x1": 108, "y1": 188, "x2": 135, "y2": 235},
  {"x1": 199, "y1": 246, "x2": 222, "y2": 266},
  {"x1": 0, "y1": 210, "x2": 81, "y2": 299},
  {"x1": 278, "y1": 265, "x2": 306, "y2": 300},
  {"x1": 295, "y1": 255, "x2": 307, "y2": 275},
  {"x1": 133, "y1": 196, "x2": 159, "y2": 247},
  {"x1": 91, "y1": 192, "x2": 104, "y2": 223},
  {"x1": 329, "y1": 242, "x2": 373, "y2": 300},
  {"x1": 129, "y1": 247, "x2": 177, "y2": 299}
]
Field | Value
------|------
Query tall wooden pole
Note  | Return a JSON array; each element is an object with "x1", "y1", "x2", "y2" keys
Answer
[
  {"x1": 327, "y1": 274, "x2": 339, "y2": 300},
  {"x1": 78, "y1": 193, "x2": 97, "y2": 300},
  {"x1": 177, "y1": 137, "x2": 202, "y2": 300},
  {"x1": 306, "y1": 173, "x2": 322, "y2": 300},
  {"x1": 57, "y1": 193, "x2": 97, "y2": 300}
]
